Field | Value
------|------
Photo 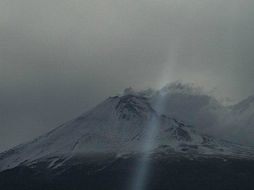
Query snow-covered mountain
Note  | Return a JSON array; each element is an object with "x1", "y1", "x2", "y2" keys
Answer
[{"x1": 1, "y1": 93, "x2": 254, "y2": 173}]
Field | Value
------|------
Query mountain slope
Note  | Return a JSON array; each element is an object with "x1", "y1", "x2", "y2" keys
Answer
[
  {"x1": 227, "y1": 95, "x2": 254, "y2": 144},
  {"x1": 137, "y1": 83, "x2": 254, "y2": 146}
]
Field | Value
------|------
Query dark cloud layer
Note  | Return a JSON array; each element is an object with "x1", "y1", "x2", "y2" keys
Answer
[{"x1": 0, "y1": 0, "x2": 254, "y2": 151}]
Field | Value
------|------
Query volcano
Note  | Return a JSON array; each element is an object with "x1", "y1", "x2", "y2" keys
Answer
[{"x1": 1, "y1": 94, "x2": 254, "y2": 190}]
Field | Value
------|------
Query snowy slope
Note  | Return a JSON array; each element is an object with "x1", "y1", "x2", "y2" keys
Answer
[
  {"x1": 137, "y1": 83, "x2": 254, "y2": 146},
  {"x1": 0, "y1": 94, "x2": 254, "y2": 172},
  {"x1": 227, "y1": 95, "x2": 254, "y2": 144},
  {"x1": 231, "y1": 95, "x2": 254, "y2": 122}
]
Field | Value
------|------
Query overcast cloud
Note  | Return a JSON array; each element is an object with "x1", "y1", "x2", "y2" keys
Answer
[{"x1": 0, "y1": 0, "x2": 254, "y2": 151}]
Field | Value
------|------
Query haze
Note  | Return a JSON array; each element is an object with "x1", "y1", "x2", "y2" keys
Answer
[{"x1": 0, "y1": 0, "x2": 254, "y2": 151}]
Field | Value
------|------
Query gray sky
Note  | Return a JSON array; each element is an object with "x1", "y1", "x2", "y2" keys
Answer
[{"x1": 0, "y1": 0, "x2": 254, "y2": 151}]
